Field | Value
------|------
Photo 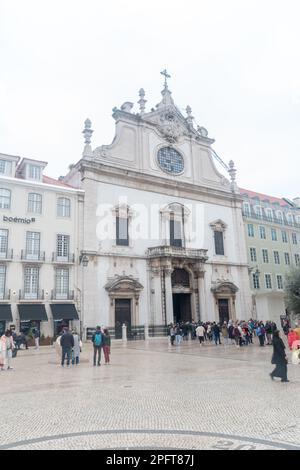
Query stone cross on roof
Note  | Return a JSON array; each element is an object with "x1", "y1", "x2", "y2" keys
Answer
[{"x1": 160, "y1": 69, "x2": 171, "y2": 89}]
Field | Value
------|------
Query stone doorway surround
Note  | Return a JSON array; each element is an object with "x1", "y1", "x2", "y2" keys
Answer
[
  {"x1": 211, "y1": 281, "x2": 239, "y2": 323},
  {"x1": 147, "y1": 246, "x2": 208, "y2": 325},
  {"x1": 104, "y1": 275, "x2": 144, "y2": 327}
]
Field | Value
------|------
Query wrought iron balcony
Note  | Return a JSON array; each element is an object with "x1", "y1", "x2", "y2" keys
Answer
[
  {"x1": 51, "y1": 290, "x2": 74, "y2": 300},
  {"x1": 0, "y1": 290, "x2": 11, "y2": 300},
  {"x1": 0, "y1": 249, "x2": 13, "y2": 261},
  {"x1": 147, "y1": 245, "x2": 208, "y2": 261},
  {"x1": 52, "y1": 253, "x2": 75, "y2": 263},
  {"x1": 19, "y1": 289, "x2": 44, "y2": 300},
  {"x1": 242, "y1": 211, "x2": 300, "y2": 228},
  {"x1": 21, "y1": 250, "x2": 45, "y2": 262}
]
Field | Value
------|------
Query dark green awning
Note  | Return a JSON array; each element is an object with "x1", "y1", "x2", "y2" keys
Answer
[
  {"x1": 50, "y1": 304, "x2": 79, "y2": 321},
  {"x1": 0, "y1": 304, "x2": 13, "y2": 321},
  {"x1": 18, "y1": 304, "x2": 48, "y2": 321}
]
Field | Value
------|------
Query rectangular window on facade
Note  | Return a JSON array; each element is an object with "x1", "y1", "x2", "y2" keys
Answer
[
  {"x1": 253, "y1": 273, "x2": 260, "y2": 289},
  {"x1": 55, "y1": 268, "x2": 69, "y2": 299},
  {"x1": 28, "y1": 193, "x2": 42, "y2": 214},
  {"x1": 265, "y1": 274, "x2": 272, "y2": 289},
  {"x1": 284, "y1": 252, "x2": 290, "y2": 265},
  {"x1": 243, "y1": 203, "x2": 250, "y2": 217},
  {"x1": 295, "y1": 254, "x2": 300, "y2": 266},
  {"x1": 28, "y1": 165, "x2": 41, "y2": 180},
  {"x1": 292, "y1": 233, "x2": 297, "y2": 245},
  {"x1": 255, "y1": 206, "x2": 262, "y2": 219},
  {"x1": 26, "y1": 232, "x2": 40, "y2": 259},
  {"x1": 274, "y1": 251, "x2": 280, "y2": 264},
  {"x1": 287, "y1": 214, "x2": 293, "y2": 226},
  {"x1": 271, "y1": 228, "x2": 277, "y2": 241},
  {"x1": 266, "y1": 209, "x2": 273, "y2": 221},
  {"x1": 57, "y1": 234, "x2": 70, "y2": 258},
  {"x1": 0, "y1": 189, "x2": 11, "y2": 209},
  {"x1": 250, "y1": 248, "x2": 257, "y2": 262},
  {"x1": 259, "y1": 226, "x2": 266, "y2": 239},
  {"x1": 282, "y1": 231, "x2": 288, "y2": 243},
  {"x1": 0, "y1": 160, "x2": 12, "y2": 176},
  {"x1": 170, "y1": 214, "x2": 182, "y2": 247},
  {"x1": 57, "y1": 197, "x2": 71, "y2": 217},
  {"x1": 0, "y1": 229, "x2": 8, "y2": 258},
  {"x1": 247, "y1": 224, "x2": 254, "y2": 237},
  {"x1": 277, "y1": 275, "x2": 283, "y2": 290},
  {"x1": 24, "y1": 266, "x2": 39, "y2": 299},
  {"x1": 214, "y1": 231, "x2": 224, "y2": 255},
  {"x1": 277, "y1": 212, "x2": 283, "y2": 224},
  {"x1": 262, "y1": 249, "x2": 269, "y2": 263},
  {"x1": 116, "y1": 217, "x2": 129, "y2": 246},
  {"x1": 0, "y1": 265, "x2": 6, "y2": 298}
]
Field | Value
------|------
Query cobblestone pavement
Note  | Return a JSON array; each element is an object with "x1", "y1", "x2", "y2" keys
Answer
[{"x1": 1, "y1": 338, "x2": 300, "y2": 450}]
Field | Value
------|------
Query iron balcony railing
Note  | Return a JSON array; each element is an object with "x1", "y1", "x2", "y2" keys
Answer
[
  {"x1": 52, "y1": 253, "x2": 75, "y2": 263},
  {"x1": 242, "y1": 211, "x2": 300, "y2": 228},
  {"x1": 0, "y1": 249, "x2": 13, "y2": 260},
  {"x1": 21, "y1": 250, "x2": 45, "y2": 262},
  {"x1": 51, "y1": 290, "x2": 74, "y2": 300},
  {"x1": 19, "y1": 289, "x2": 44, "y2": 300},
  {"x1": 0, "y1": 289, "x2": 11, "y2": 300}
]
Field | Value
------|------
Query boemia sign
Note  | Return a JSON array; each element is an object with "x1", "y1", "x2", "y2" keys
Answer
[{"x1": 3, "y1": 216, "x2": 36, "y2": 224}]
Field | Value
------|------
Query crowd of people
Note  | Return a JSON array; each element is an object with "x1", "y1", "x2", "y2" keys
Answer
[
  {"x1": 168, "y1": 319, "x2": 282, "y2": 347},
  {"x1": 55, "y1": 325, "x2": 111, "y2": 367}
]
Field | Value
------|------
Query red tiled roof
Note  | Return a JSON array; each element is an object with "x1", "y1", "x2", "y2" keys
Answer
[
  {"x1": 239, "y1": 188, "x2": 290, "y2": 207},
  {"x1": 43, "y1": 175, "x2": 75, "y2": 188}
]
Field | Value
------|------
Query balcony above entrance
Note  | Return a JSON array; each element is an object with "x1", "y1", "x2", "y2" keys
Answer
[{"x1": 147, "y1": 246, "x2": 208, "y2": 262}]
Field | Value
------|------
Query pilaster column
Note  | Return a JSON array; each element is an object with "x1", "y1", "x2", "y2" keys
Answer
[
  {"x1": 164, "y1": 267, "x2": 174, "y2": 325},
  {"x1": 197, "y1": 271, "x2": 207, "y2": 322},
  {"x1": 152, "y1": 268, "x2": 163, "y2": 325}
]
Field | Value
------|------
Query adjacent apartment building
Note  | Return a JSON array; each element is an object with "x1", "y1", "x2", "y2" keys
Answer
[
  {"x1": 0, "y1": 153, "x2": 84, "y2": 338},
  {"x1": 241, "y1": 188, "x2": 300, "y2": 324}
]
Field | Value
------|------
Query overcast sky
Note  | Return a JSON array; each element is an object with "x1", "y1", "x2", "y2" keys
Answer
[{"x1": 1, "y1": 0, "x2": 300, "y2": 199}]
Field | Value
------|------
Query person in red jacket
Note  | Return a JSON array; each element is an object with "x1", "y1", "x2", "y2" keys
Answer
[{"x1": 287, "y1": 328, "x2": 299, "y2": 350}]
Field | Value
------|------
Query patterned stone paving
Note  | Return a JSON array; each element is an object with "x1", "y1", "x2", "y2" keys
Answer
[{"x1": 0, "y1": 338, "x2": 299, "y2": 450}]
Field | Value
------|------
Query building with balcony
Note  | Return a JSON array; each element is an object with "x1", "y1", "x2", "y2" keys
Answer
[
  {"x1": 64, "y1": 76, "x2": 252, "y2": 337},
  {"x1": 241, "y1": 188, "x2": 300, "y2": 323},
  {"x1": 0, "y1": 153, "x2": 84, "y2": 337}
]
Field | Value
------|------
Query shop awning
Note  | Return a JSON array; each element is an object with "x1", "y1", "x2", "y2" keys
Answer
[
  {"x1": 18, "y1": 304, "x2": 48, "y2": 321},
  {"x1": 0, "y1": 304, "x2": 13, "y2": 321},
  {"x1": 50, "y1": 304, "x2": 79, "y2": 321}
]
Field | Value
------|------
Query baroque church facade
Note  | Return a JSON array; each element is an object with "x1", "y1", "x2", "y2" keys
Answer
[{"x1": 65, "y1": 76, "x2": 252, "y2": 338}]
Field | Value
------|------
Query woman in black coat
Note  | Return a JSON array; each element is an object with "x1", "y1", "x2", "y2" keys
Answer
[{"x1": 270, "y1": 330, "x2": 289, "y2": 382}]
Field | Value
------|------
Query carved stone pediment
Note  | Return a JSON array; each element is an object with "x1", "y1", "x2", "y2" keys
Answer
[
  {"x1": 209, "y1": 219, "x2": 228, "y2": 232},
  {"x1": 105, "y1": 275, "x2": 143, "y2": 293},
  {"x1": 211, "y1": 281, "x2": 239, "y2": 295}
]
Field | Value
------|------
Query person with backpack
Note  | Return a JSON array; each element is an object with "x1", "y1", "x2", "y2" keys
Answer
[{"x1": 92, "y1": 326, "x2": 103, "y2": 366}]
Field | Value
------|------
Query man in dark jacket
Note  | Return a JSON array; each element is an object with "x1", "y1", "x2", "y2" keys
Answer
[{"x1": 60, "y1": 327, "x2": 74, "y2": 367}]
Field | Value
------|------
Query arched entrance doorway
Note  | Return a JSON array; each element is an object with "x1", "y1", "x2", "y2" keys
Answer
[
  {"x1": 211, "y1": 281, "x2": 239, "y2": 323},
  {"x1": 105, "y1": 275, "x2": 144, "y2": 339},
  {"x1": 171, "y1": 268, "x2": 192, "y2": 323}
]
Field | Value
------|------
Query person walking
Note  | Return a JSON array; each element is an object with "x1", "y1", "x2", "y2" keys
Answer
[
  {"x1": 256, "y1": 323, "x2": 265, "y2": 347},
  {"x1": 103, "y1": 329, "x2": 111, "y2": 364},
  {"x1": 71, "y1": 330, "x2": 81, "y2": 365},
  {"x1": 212, "y1": 322, "x2": 221, "y2": 345},
  {"x1": 169, "y1": 324, "x2": 176, "y2": 346},
  {"x1": 92, "y1": 326, "x2": 103, "y2": 366},
  {"x1": 196, "y1": 323, "x2": 205, "y2": 346},
  {"x1": 33, "y1": 327, "x2": 40, "y2": 350},
  {"x1": 221, "y1": 322, "x2": 229, "y2": 345},
  {"x1": 175, "y1": 324, "x2": 182, "y2": 345},
  {"x1": 0, "y1": 330, "x2": 15, "y2": 370},
  {"x1": 60, "y1": 327, "x2": 74, "y2": 367},
  {"x1": 270, "y1": 330, "x2": 289, "y2": 382}
]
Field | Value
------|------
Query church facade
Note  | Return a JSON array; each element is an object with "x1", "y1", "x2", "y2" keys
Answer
[{"x1": 65, "y1": 77, "x2": 252, "y2": 338}]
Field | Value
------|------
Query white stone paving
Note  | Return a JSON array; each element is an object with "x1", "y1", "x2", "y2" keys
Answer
[{"x1": 0, "y1": 338, "x2": 299, "y2": 450}]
